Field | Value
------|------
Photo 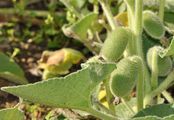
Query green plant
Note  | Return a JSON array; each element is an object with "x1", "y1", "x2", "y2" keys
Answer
[
  {"x1": 0, "y1": 52, "x2": 28, "y2": 84},
  {"x1": 0, "y1": 108, "x2": 24, "y2": 120},
  {"x1": 100, "y1": 27, "x2": 132, "y2": 62},
  {"x1": 1, "y1": 0, "x2": 174, "y2": 120}
]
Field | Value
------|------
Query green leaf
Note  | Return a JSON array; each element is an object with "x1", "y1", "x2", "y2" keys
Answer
[
  {"x1": 159, "y1": 37, "x2": 174, "y2": 58},
  {"x1": 2, "y1": 63, "x2": 116, "y2": 119},
  {"x1": 0, "y1": 108, "x2": 24, "y2": 120},
  {"x1": 0, "y1": 52, "x2": 28, "y2": 84},
  {"x1": 142, "y1": 33, "x2": 160, "y2": 58},
  {"x1": 70, "y1": 0, "x2": 86, "y2": 9},
  {"x1": 143, "y1": 11, "x2": 165, "y2": 39},
  {"x1": 134, "y1": 104, "x2": 174, "y2": 118},
  {"x1": 164, "y1": 12, "x2": 174, "y2": 24},
  {"x1": 164, "y1": 12, "x2": 174, "y2": 33},
  {"x1": 63, "y1": 13, "x2": 98, "y2": 41}
]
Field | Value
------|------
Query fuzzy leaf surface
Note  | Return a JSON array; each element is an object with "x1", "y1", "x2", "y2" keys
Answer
[
  {"x1": 143, "y1": 11, "x2": 165, "y2": 39},
  {"x1": 0, "y1": 108, "x2": 24, "y2": 120},
  {"x1": 2, "y1": 63, "x2": 116, "y2": 112},
  {"x1": 134, "y1": 104, "x2": 174, "y2": 118}
]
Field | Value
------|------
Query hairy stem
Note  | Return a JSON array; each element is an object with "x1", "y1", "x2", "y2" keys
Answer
[
  {"x1": 150, "y1": 49, "x2": 159, "y2": 104},
  {"x1": 134, "y1": 0, "x2": 151, "y2": 95},
  {"x1": 135, "y1": 0, "x2": 143, "y2": 56},
  {"x1": 144, "y1": 70, "x2": 174, "y2": 105},
  {"x1": 137, "y1": 58, "x2": 144, "y2": 111},
  {"x1": 159, "y1": 0, "x2": 165, "y2": 21},
  {"x1": 162, "y1": 90, "x2": 174, "y2": 103},
  {"x1": 99, "y1": 0, "x2": 117, "y2": 30},
  {"x1": 124, "y1": 0, "x2": 136, "y2": 55},
  {"x1": 93, "y1": 1, "x2": 99, "y2": 14},
  {"x1": 124, "y1": 0, "x2": 135, "y2": 29},
  {"x1": 151, "y1": 49, "x2": 158, "y2": 90}
]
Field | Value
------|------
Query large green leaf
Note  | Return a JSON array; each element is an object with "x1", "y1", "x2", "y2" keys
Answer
[
  {"x1": 0, "y1": 108, "x2": 24, "y2": 120},
  {"x1": 134, "y1": 104, "x2": 174, "y2": 118},
  {"x1": 2, "y1": 62, "x2": 116, "y2": 119},
  {"x1": 159, "y1": 37, "x2": 174, "y2": 58},
  {"x1": 63, "y1": 13, "x2": 98, "y2": 41},
  {"x1": 0, "y1": 52, "x2": 28, "y2": 84}
]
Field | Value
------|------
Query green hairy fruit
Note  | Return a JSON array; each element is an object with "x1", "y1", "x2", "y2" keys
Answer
[
  {"x1": 100, "y1": 27, "x2": 132, "y2": 62},
  {"x1": 147, "y1": 46, "x2": 173, "y2": 77},
  {"x1": 143, "y1": 10, "x2": 165, "y2": 39},
  {"x1": 110, "y1": 56, "x2": 141, "y2": 97}
]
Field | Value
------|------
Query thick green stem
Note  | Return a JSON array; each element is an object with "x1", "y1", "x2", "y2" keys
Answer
[
  {"x1": 93, "y1": 1, "x2": 99, "y2": 14},
  {"x1": 144, "y1": 70, "x2": 174, "y2": 106},
  {"x1": 99, "y1": 0, "x2": 117, "y2": 30},
  {"x1": 135, "y1": 0, "x2": 143, "y2": 56},
  {"x1": 124, "y1": 0, "x2": 135, "y2": 29},
  {"x1": 134, "y1": 0, "x2": 151, "y2": 95},
  {"x1": 159, "y1": 0, "x2": 165, "y2": 21},
  {"x1": 151, "y1": 49, "x2": 158, "y2": 90},
  {"x1": 137, "y1": 58, "x2": 144, "y2": 111},
  {"x1": 124, "y1": 0, "x2": 136, "y2": 55},
  {"x1": 150, "y1": 49, "x2": 159, "y2": 104}
]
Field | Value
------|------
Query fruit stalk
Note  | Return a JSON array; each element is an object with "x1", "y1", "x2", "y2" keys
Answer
[
  {"x1": 137, "y1": 58, "x2": 144, "y2": 111},
  {"x1": 159, "y1": 0, "x2": 165, "y2": 21},
  {"x1": 151, "y1": 49, "x2": 158, "y2": 90},
  {"x1": 99, "y1": 0, "x2": 117, "y2": 30},
  {"x1": 144, "y1": 70, "x2": 174, "y2": 105}
]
